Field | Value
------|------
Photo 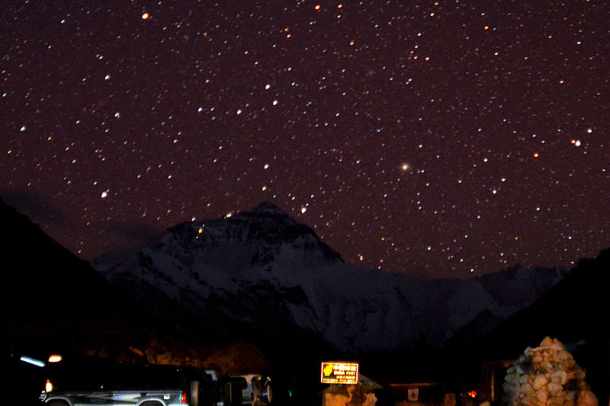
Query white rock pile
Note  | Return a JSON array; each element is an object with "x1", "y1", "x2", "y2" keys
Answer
[{"x1": 503, "y1": 337, "x2": 598, "y2": 406}]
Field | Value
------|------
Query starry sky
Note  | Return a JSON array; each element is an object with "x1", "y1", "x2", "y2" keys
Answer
[{"x1": 2, "y1": 0, "x2": 609, "y2": 277}]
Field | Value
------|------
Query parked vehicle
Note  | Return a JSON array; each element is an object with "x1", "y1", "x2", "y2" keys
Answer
[
  {"x1": 232, "y1": 374, "x2": 272, "y2": 406},
  {"x1": 42, "y1": 389, "x2": 189, "y2": 405},
  {"x1": 39, "y1": 360, "x2": 223, "y2": 406}
]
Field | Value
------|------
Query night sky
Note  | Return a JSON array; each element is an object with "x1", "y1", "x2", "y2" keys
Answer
[{"x1": 2, "y1": 1, "x2": 609, "y2": 277}]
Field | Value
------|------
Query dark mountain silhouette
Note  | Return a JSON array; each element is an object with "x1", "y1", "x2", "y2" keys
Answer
[
  {"x1": 2, "y1": 197, "x2": 126, "y2": 350},
  {"x1": 445, "y1": 249, "x2": 610, "y2": 403},
  {"x1": 2, "y1": 197, "x2": 135, "y2": 405}
]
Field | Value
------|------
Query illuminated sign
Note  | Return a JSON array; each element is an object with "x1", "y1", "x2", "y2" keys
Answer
[{"x1": 320, "y1": 362, "x2": 359, "y2": 385}]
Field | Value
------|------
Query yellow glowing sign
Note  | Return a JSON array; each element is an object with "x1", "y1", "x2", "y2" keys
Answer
[{"x1": 320, "y1": 362, "x2": 359, "y2": 384}]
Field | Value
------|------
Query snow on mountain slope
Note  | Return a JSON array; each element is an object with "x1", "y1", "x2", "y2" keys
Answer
[{"x1": 95, "y1": 202, "x2": 563, "y2": 352}]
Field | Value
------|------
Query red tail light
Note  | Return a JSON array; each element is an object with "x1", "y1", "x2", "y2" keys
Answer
[{"x1": 180, "y1": 391, "x2": 189, "y2": 404}]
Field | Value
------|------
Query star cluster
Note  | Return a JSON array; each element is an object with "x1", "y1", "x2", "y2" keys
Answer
[{"x1": 2, "y1": 0, "x2": 609, "y2": 276}]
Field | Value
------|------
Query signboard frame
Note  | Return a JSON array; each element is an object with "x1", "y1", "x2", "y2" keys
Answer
[{"x1": 320, "y1": 361, "x2": 359, "y2": 385}]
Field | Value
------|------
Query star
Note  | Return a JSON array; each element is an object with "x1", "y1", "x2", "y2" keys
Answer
[{"x1": 1, "y1": 0, "x2": 607, "y2": 277}]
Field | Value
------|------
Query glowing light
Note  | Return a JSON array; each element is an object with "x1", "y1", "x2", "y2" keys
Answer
[
  {"x1": 533, "y1": 152, "x2": 540, "y2": 159},
  {"x1": 320, "y1": 362, "x2": 359, "y2": 384},
  {"x1": 48, "y1": 354, "x2": 63, "y2": 363},
  {"x1": 101, "y1": 190, "x2": 109, "y2": 199},
  {"x1": 20, "y1": 356, "x2": 45, "y2": 368},
  {"x1": 141, "y1": 12, "x2": 150, "y2": 20},
  {"x1": 314, "y1": 4, "x2": 321, "y2": 11},
  {"x1": 467, "y1": 390, "x2": 478, "y2": 399},
  {"x1": 197, "y1": 226, "x2": 205, "y2": 235},
  {"x1": 571, "y1": 139, "x2": 582, "y2": 147},
  {"x1": 400, "y1": 163, "x2": 410, "y2": 172},
  {"x1": 45, "y1": 379, "x2": 54, "y2": 393},
  {"x1": 301, "y1": 206, "x2": 307, "y2": 214}
]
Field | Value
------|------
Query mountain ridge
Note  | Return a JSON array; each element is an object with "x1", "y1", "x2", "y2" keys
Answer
[{"x1": 96, "y1": 201, "x2": 564, "y2": 353}]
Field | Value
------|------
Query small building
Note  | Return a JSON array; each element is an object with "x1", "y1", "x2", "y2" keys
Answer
[{"x1": 387, "y1": 382, "x2": 443, "y2": 406}]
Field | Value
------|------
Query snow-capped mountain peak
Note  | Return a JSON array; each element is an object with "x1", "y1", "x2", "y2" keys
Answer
[
  {"x1": 244, "y1": 201, "x2": 291, "y2": 217},
  {"x1": 96, "y1": 202, "x2": 563, "y2": 352}
]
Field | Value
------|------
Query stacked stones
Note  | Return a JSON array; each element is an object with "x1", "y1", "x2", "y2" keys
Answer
[{"x1": 503, "y1": 337, "x2": 598, "y2": 406}]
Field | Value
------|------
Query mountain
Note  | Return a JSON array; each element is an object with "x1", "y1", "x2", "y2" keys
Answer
[
  {"x1": 2, "y1": 197, "x2": 137, "y2": 405},
  {"x1": 1, "y1": 197, "x2": 276, "y2": 404},
  {"x1": 2, "y1": 197, "x2": 272, "y2": 374},
  {"x1": 454, "y1": 249, "x2": 610, "y2": 402},
  {"x1": 96, "y1": 201, "x2": 565, "y2": 353},
  {"x1": 2, "y1": 197, "x2": 122, "y2": 339},
  {"x1": 478, "y1": 249, "x2": 609, "y2": 353}
]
